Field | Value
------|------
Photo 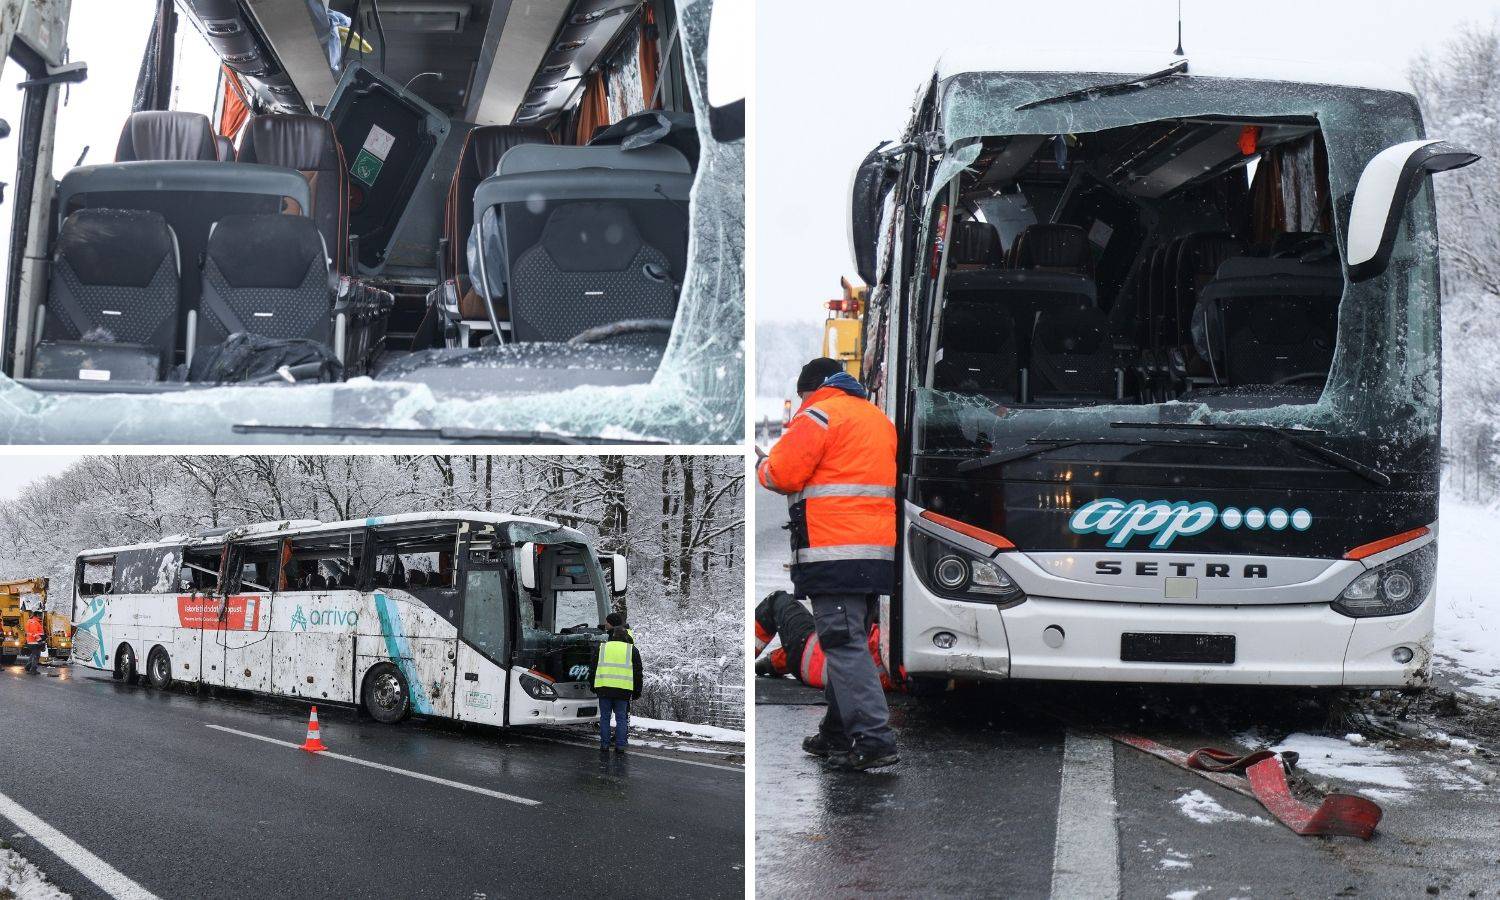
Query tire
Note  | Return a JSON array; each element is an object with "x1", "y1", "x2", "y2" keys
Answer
[
  {"x1": 362, "y1": 663, "x2": 410, "y2": 724},
  {"x1": 146, "y1": 647, "x2": 172, "y2": 691},
  {"x1": 112, "y1": 644, "x2": 138, "y2": 685}
]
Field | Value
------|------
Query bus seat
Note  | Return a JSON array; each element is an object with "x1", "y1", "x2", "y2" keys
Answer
[
  {"x1": 1011, "y1": 223, "x2": 1093, "y2": 275},
  {"x1": 949, "y1": 219, "x2": 1004, "y2": 269},
  {"x1": 1029, "y1": 298, "x2": 1120, "y2": 401},
  {"x1": 1193, "y1": 255, "x2": 1343, "y2": 385},
  {"x1": 196, "y1": 214, "x2": 333, "y2": 353},
  {"x1": 408, "y1": 570, "x2": 429, "y2": 588},
  {"x1": 32, "y1": 209, "x2": 180, "y2": 382},
  {"x1": 374, "y1": 572, "x2": 391, "y2": 588},
  {"x1": 115, "y1": 111, "x2": 219, "y2": 162},
  {"x1": 933, "y1": 298, "x2": 1019, "y2": 398},
  {"x1": 444, "y1": 125, "x2": 553, "y2": 281},
  {"x1": 237, "y1": 114, "x2": 350, "y2": 273},
  {"x1": 214, "y1": 135, "x2": 236, "y2": 162},
  {"x1": 508, "y1": 201, "x2": 678, "y2": 343}
]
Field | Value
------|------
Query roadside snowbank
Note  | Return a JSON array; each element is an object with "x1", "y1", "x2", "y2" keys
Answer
[
  {"x1": 0, "y1": 845, "x2": 68, "y2": 900},
  {"x1": 630, "y1": 716, "x2": 745, "y2": 745},
  {"x1": 1435, "y1": 495, "x2": 1500, "y2": 699}
]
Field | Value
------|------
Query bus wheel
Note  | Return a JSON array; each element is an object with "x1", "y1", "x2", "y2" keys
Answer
[
  {"x1": 146, "y1": 648, "x2": 172, "y2": 691},
  {"x1": 362, "y1": 664, "x2": 410, "y2": 724},
  {"x1": 113, "y1": 645, "x2": 138, "y2": 685}
]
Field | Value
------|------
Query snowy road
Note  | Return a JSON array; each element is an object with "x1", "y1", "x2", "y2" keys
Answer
[
  {"x1": 753, "y1": 487, "x2": 1500, "y2": 898},
  {"x1": 0, "y1": 663, "x2": 743, "y2": 900}
]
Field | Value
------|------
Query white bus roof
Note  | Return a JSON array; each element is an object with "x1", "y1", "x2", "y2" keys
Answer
[
  {"x1": 76, "y1": 510, "x2": 568, "y2": 559},
  {"x1": 935, "y1": 49, "x2": 1413, "y2": 96}
]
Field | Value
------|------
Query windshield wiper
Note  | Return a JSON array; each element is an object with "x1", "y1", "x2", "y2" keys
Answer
[
  {"x1": 956, "y1": 434, "x2": 1246, "y2": 473},
  {"x1": 1015, "y1": 59, "x2": 1189, "y2": 111},
  {"x1": 1108, "y1": 421, "x2": 1391, "y2": 486}
]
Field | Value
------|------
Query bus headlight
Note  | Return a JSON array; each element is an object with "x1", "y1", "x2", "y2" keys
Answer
[
  {"x1": 1333, "y1": 543, "x2": 1435, "y2": 618},
  {"x1": 519, "y1": 669, "x2": 558, "y2": 700},
  {"x1": 909, "y1": 528, "x2": 1025, "y2": 607}
]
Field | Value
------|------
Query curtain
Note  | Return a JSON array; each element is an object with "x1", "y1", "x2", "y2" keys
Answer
[
  {"x1": 639, "y1": 5, "x2": 661, "y2": 111},
  {"x1": 131, "y1": 0, "x2": 177, "y2": 112},
  {"x1": 217, "y1": 66, "x2": 251, "y2": 139},
  {"x1": 574, "y1": 71, "x2": 611, "y2": 144}
]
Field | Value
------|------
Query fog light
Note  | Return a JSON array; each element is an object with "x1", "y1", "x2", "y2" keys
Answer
[
  {"x1": 1392, "y1": 646, "x2": 1414, "y2": 664},
  {"x1": 933, "y1": 631, "x2": 958, "y2": 649}
]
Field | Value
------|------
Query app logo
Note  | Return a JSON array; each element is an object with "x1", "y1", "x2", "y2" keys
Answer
[{"x1": 1069, "y1": 499, "x2": 1312, "y2": 548}]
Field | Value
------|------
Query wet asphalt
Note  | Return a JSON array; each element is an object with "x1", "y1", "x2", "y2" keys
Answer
[
  {"x1": 753, "y1": 487, "x2": 1500, "y2": 899},
  {"x1": 0, "y1": 661, "x2": 744, "y2": 899}
]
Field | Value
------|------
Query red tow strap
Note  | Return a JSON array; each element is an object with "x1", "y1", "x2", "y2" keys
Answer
[{"x1": 1112, "y1": 734, "x2": 1382, "y2": 840}]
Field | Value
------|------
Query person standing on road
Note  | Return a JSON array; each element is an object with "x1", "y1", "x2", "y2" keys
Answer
[
  {"x1": 594, "y1": 626, "x2": 643, "y2": 754},
  {"x1": 23, "y1": 612, "x2": 45, "y2": 675},
  {"x1": 756, "y1": 357, "x2": 900, "y2": 771}
]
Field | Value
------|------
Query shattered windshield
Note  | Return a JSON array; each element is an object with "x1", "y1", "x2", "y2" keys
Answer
[
  {"x1": 914, "y1": 73, "x2": 1436, "y2": 471},
  {"x1": 0, "y1": 0, "x2": 741, "y2": 445}
]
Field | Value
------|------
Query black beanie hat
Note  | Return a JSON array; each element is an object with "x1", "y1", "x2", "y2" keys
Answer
[{"x1": 797, "y1": 357, "x2": 844, "y2": 393}]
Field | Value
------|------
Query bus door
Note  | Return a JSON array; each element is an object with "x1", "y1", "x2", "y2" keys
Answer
[
  {"x1": 454, "y1": 561, "x2": 511, "y2": 727},
  {"x1": 212, "y1": 539, "x2": 277, "y2": 693}
]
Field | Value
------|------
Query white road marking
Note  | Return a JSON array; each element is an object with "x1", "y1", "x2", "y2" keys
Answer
[
  {"x1": 0, "y1": 789, "x2": 160, "y2": 900},
  {"x1": 1051, "y1": 730, "x2": 1121, "y2": 900},
  {"x1": 521, "y1": 733, "x2": 745, "y2": 773},
  {"x1": 205, "y1": 724, "x2": 541, "y2": 806}
]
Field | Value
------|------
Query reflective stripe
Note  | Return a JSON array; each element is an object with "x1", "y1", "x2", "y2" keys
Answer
[
  {"x1": 757, "y1": 458, "x2": 779, "y2": 491},
  {"x1": 791, "y1": 483, "x2": 896, "y2": 502},
  {"x1": 795, "y1": 544, "x2": 897, "y2": 563},
  {"x1": 801, "y1": 408, "x2": 830, "y2": 429}
]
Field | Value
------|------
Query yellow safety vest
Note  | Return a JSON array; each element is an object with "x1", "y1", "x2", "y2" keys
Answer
[{"x1": 593, "y1": 640, "x2": 634, "y2": 691}]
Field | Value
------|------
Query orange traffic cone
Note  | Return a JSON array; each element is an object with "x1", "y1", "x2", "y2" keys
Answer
[{"x1": 300, "y1": 706, "x2": 328, "y2": 752}]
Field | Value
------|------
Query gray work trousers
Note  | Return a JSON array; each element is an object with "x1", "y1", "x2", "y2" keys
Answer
[{"x1": 809, "y1": 593, "x2": 895, "y2": 753}]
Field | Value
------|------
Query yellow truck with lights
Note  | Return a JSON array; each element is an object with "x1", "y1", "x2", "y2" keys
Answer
[
  {"x1": 822, "y1": 276, "x2": 866, "y2": 378},
  {"x1": 0, "y1": 577, "x2": 69, "y2": 663}
]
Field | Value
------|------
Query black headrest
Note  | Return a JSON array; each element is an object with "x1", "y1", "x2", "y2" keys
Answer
[
  {"x1": 538, "y1": 202, "x2": 643, "y2": 272},
  {"x1": 116, "y1": 111, "x2": 218, "y2": 162},
  {"x1": 207, "y1": 214, "x2": 326, "y2": 288},
  {"x1": 215, "y1": 135, "x2": 236, "y2": 162},
  {"x1": 949, "y1": 220, "x2": 1003, "y2": 267},
  {"x1": 1012, "y1": 224, "x2": 1091, "y2": 271},
  {"x1": 56, "y1": 209, "x2": 176, "y2": 286},
  {"x1": 461, "y1": 125, "x2": 553, "y2": 181},
  {"x1": 237, "y1": 114, "x2": 343, "y2": 172},
  {"x1": 408, "y1": 570, "x2": 429, "y2": 588}
]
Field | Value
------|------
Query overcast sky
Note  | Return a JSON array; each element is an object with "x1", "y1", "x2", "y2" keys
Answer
[
  {"x1": 754, "y1": 0, "x2": 1500, "y2": 323},
  {"x1": 0, "y1": 455, "x2": 79, "y2": 502}
]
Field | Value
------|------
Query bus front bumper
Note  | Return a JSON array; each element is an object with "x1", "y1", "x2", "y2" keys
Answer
[{"x1": 901, "y1": 583, "x2": 1434, "y2": 688}]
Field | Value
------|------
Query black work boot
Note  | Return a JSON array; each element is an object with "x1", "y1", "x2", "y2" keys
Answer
[
  {"x1": 827, "y1": 745, "x2": 901, "y2": 771},
  {"x1": 802, "y1": 733, "x2": 846, "y2": 758}
]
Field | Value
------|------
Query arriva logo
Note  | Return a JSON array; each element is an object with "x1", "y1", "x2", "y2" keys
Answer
[
  {"x1": 1069, "y1": 499, "x2": 1313, "y2": 548},
  {"x1": 288, "y1": 605, "x2": 359, "y2": 631},
  {"x1": 569, "y1": 664, "x2": 591, "y2": 681}
]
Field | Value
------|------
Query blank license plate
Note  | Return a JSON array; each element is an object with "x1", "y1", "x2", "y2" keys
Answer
[{"x1": 1120, "y1": 632, "x2": 1235, "y2": 664}]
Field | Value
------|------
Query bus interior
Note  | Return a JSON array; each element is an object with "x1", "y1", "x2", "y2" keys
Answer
[
  {"x1": 7, "y1": 0, "x2": 707, "y2": 400},
  {"x1": 932, "y1": 116, "x2": 1343, "y2": 412}
]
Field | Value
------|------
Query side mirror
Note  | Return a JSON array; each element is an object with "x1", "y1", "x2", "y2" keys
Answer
[
  {"x1": 704, "y1": 0, "x2": 746, "y2": 142},
  {"x1": 607, "y1": 553, "x2": 628, "y2": 597},
  {"x1": 849, "y1": 143, "x2": 900, "y2": 286},
  {"x1": 518, "y1": 543, "x2": 537, "y2": 591},
  {"x1": 1347, "y1": 139, "x2": 1479, "y2": 282}
]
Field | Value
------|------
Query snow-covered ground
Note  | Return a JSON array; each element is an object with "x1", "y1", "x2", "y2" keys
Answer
[
  {"x1": 628, "y1": 715, "x2": 745, "y2": 745},
  {"x1": 1434, "y1": 494, "x2": 1500, "y2": 699},
  {"x1": 0, "y1": 845, "x2": 67, "y2": 900}
]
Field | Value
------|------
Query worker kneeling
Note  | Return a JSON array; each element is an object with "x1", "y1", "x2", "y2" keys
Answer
[
  {"x1": 593, "y1": 626, "x2": 643, "y2": 754},
  {"x1": 755, "y1": 590, "x2": 894, "y2": 692},
  {"x1": 756, "y1": 358, "x2": 900, "y2": 771}
]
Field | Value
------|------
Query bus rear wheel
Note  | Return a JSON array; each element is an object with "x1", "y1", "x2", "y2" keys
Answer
[
  {"x1": 362, "y1": 663, "x2": 410, "y2": 724},
  {"x1": 146, "y1": 648, "x2": 172, "y2": 690},
  {"x1": 113, "y1": 645, "x2": 138, "y2": 685}
]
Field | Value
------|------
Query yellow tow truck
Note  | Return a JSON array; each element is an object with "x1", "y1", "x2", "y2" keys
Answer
[
  {"x1": 0, "y1": 577, "x2": 69, "y2": 665},
  {"x1": 779, "y1": 277, "x2": 867, "y2": 434}
]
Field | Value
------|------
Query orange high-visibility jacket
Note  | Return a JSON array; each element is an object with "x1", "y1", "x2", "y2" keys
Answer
[
  {"x1": 24, "y1": 615, "x2": 43, "y2": 644},
  {"x1": 757, "y1": 382, "x2": 897, "y2": 596}
]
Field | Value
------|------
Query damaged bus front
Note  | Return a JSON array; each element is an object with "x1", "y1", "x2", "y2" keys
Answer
[
  {"x1": 854, "y1": 56, "x2": 1476, "y2": 689},
  {"x1": 71, "y1": 512, "x2": 627, "y2": 728}
]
